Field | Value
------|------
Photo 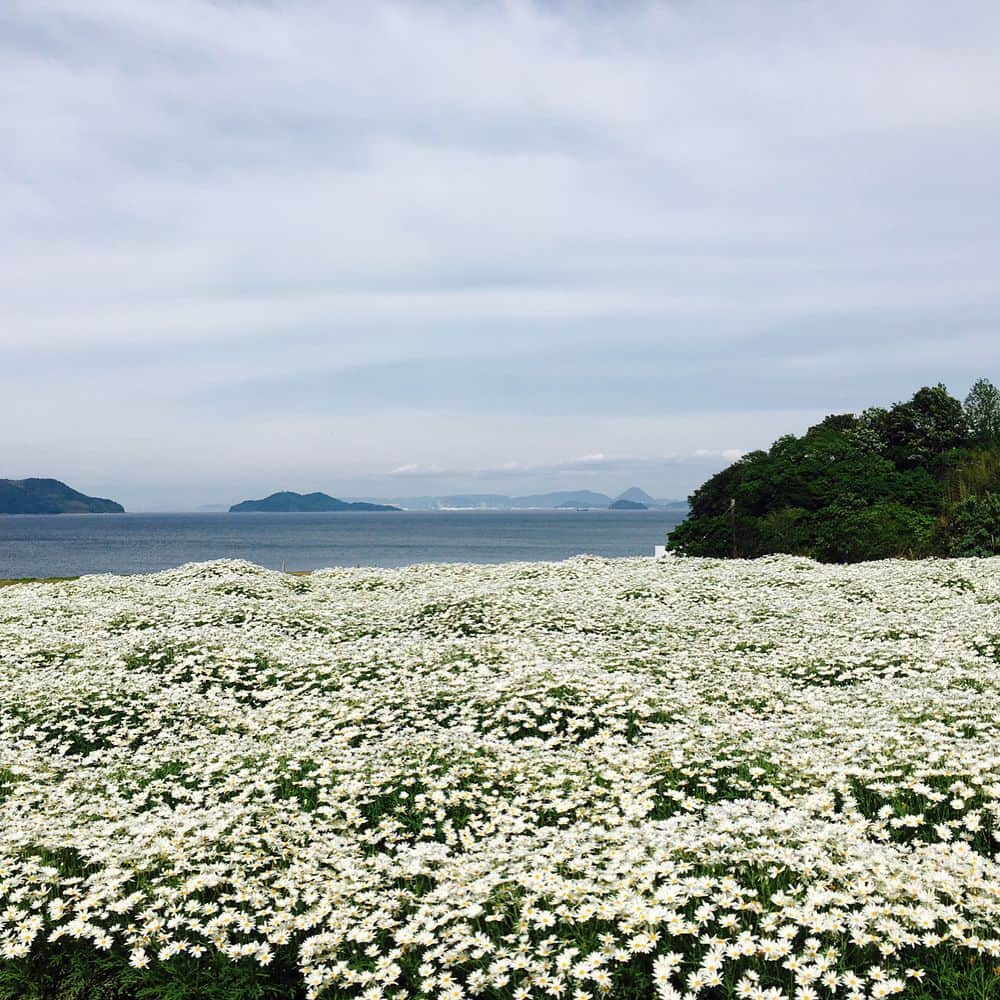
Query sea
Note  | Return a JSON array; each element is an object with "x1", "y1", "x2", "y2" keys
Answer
[{"x1": 0, "y1": 510, "x2": 686, "y2": 579}]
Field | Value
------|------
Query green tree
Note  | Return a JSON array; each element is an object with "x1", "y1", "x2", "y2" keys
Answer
[
  {"x1": 849, "y1": 406, "x2": 891, "y2": 455},
  {"x1": 877, "y1": 384, "x2": 968, "y2": 470},
  {"x1": 964, "y1": 377, "x2": 1000, "y2": 443},
  {"x1": 807, "y1": 412, "x2": 858, "y2": 435}
]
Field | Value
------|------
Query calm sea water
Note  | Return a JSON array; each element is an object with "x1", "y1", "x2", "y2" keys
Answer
[{"x1": 0, "y1": 510, "x2": 685, "y2": 579}]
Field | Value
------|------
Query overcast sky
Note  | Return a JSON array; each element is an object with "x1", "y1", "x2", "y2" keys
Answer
[{"x1": 2, "y1": 1, "x2": 999, "y2": 509}]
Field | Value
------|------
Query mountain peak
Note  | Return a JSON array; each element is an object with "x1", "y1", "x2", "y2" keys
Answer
[{"x1": 616, "y1": 486, "x2": 656, "y2": 504}]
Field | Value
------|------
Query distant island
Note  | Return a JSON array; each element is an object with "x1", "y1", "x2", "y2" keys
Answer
[
  {"x1": 230, "y1": 491, "x2": 401, "y2": 513},
  {"x1": 0, "y1": 478, "x2": 124, "y2": 515},
  {"x1": 510, "y1": 490, "x2": 614, "y2": 509},
  {"x1": 609, "y1": 498, "x2": 648, "y2": 510}
]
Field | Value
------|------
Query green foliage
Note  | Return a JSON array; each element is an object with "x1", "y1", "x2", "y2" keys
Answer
[
  {"x1": 903, "y1": 952, "x2": 1000, "y2": 1000},
  {"x1": 809, "y1": 501, "x2": 935, "y2": 562},
  {"x1": 947, "y1": 492, "x2": 1000, "y2": 556},
  {"x1": 964, "y1": 377, "x2": 1000, "y2": 443},
  {"x1": 942, "y1": 445, "x2": 1000, "y2": 504},
  {"x1": 668, "y1": 381, "x2": 999, "y2": 561},
  {"x1": 4, "y1": 919, "x2": 996, "y2": 1000},
  {"x1": 0, "y1": 941, "x2": 304, "y2": 1000},
  {"x1": 855, "y1": 383, "x2": 969, "y2": 471}
]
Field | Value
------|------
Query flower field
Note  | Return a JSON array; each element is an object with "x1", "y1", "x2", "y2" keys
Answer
[{"x1": 1, "y1": 555, "x2": 999, "y2": 1000}]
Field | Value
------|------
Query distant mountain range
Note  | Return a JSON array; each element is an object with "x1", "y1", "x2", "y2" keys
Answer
[
  {"x1": 230, "y1": 491, "x2": 401, "y2": 513},
  {"x1": 0, "y1": 478, "x2": 124, "y2": 514},
  {"x1": 341, "y1": 487, "x2": 688, "y2": 512}
]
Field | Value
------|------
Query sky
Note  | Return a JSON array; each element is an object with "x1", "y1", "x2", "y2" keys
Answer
[{"x1": 2, "y1": 1, "x2": 999, "y2": 510}]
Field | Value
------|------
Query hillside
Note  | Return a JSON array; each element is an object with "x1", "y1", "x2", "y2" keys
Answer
[
  {"x1": 0, "y1": 478, "x2": 124, "y2": 514},
  {"x1": 668, "y1": 379, "x2": 1000, "y2": 561},
  {"x1": 230, "y1": 491, "x2": 400, "y2": 513},
  {"x1": 609, "y1": 498, "x2": 649, "y2": 510}
]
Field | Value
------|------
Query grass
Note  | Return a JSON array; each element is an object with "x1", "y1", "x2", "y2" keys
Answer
[
  {"x1": 0, "y1": 941, "x2": 305, "y2": 1000},
  {"x1": 2, "y1": 932, "x2": 997, "y2": 1000}
]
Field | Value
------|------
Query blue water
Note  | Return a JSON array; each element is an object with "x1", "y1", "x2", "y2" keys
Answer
[{"x1": 0, "y1": 510, "x2": 685, "y2": 578}]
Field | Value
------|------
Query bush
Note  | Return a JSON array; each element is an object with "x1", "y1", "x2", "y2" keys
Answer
[{"x1": 948, "y1": 492, "x2": 1000, "y2": 556}]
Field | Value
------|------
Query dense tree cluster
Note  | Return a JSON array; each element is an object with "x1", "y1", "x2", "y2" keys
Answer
[{"x1": 668, "y1": 379, "x2": 1000, "y2": 561}]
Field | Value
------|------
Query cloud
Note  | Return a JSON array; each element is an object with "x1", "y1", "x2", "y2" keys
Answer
[
  {"x1": 384, "y1": 450, "x2": 746, "y2": 484},
  {"x1": 1, "y1": 1, "x2": 998, "y2": 507},
  {"x1": 388, "y1": 463, "x2": 451, "y2": 478}
]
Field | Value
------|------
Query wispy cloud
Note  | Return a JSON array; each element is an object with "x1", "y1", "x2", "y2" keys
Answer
[
  {"x1": 388, "y1": 463, "x2": 450, "y2": 478},
  {"x1": 385, "y1": 451, "x2": 746, "y2": 483}
]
